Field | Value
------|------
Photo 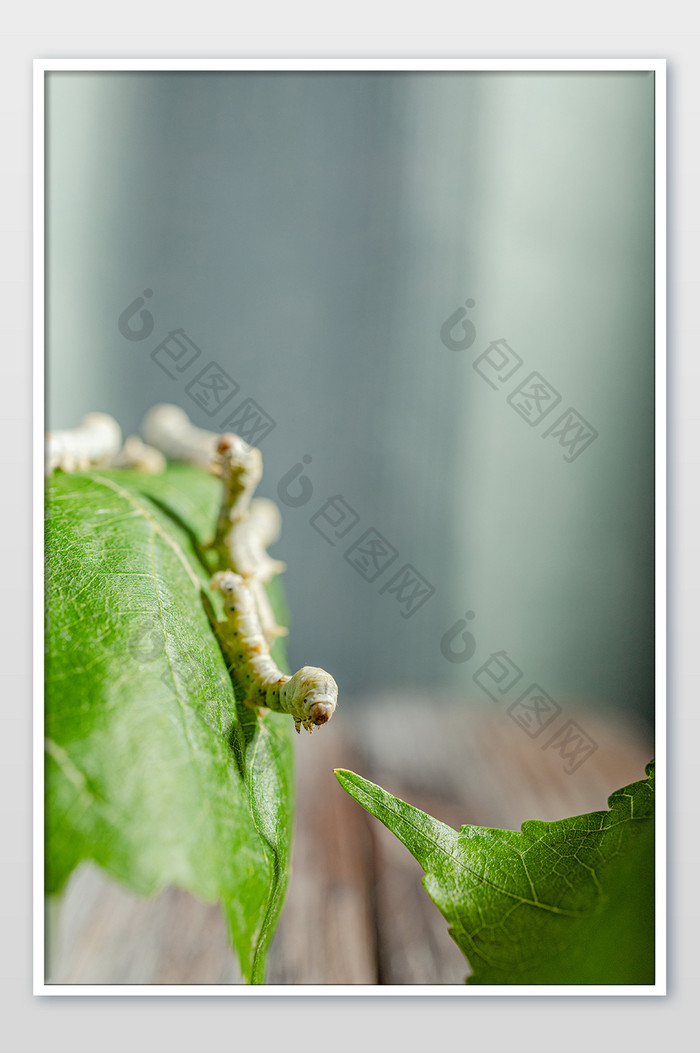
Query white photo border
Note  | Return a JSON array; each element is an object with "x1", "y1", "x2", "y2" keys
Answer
[{"x1": 33, "y1": 56, "x2": 666, "y2": 997}]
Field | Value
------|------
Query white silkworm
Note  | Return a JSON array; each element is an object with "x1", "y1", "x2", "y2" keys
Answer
[
  {"x1": 211, "y1": 570, "x2": 338, "y2": 734},
  {"x1": 210, "y1": 436, "x2": 288, "y2": 641},
  {"x1": 141, "y1": 403, "x2": 221, "y2": 468},
  {"x1": 110, "y1": 435, "x2": 167, "y2": 474},
  {"x1": 212, "y1": 432, "x2": 263, "y2": 538},
  {"x1": 228, "y1": 498, "x2": 288, "y2": 641},
  {"x1": 45, "y1": 412, "x2": 122, "y2": 476},
  {"x1": 228, "y1": 497, "x2": 286, "y2": 585}
]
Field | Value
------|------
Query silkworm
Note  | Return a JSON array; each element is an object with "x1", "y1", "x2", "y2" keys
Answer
[
  {"x1": 212, "y1": 432, "x2": 263, "y2": 543},
  {"x1": 141, "y1": 403, "x2": 221, "y2": 468},
  {"x1": 111, "y1": 435, "x2": 166, "y2": 474},
  {"x1": 211, "y1": 570, "x2": 337, "y2": 734},
  {"x1": 228, "y1": 498, "x2": 288, "y2": 641},
  {"x1": 45, "y1": 412, "x2": 122, "y2": 476},
  {"x1": 210, "y1": 436, "x2": 288, "y2": 641},
  {"x1": 227, "y1": 497, "x2": 286, "y2": 585}
]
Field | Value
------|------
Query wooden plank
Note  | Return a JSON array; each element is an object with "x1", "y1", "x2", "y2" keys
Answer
[
  {"x1": 48, "y1": 866, "x2": 244, "y2": 985},
  {"x1": 266, "y1": 714, "x2": 377, "y2": 984}
]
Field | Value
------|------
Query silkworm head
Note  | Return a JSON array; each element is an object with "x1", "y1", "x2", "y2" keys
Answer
[
  {"x1": 216, "y1": 433, "x2": 263, "y2": 483},
  {"x1": 284, "y1": 666, "x2": 338, "y2": 726},
  {"x1": 211, "y1": 570, "x2": 243, "y2": 597}
]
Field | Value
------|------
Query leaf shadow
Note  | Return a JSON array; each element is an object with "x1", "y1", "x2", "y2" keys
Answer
[{"x1": 146, "y1": 493, "x2": 219, "y2": 578}]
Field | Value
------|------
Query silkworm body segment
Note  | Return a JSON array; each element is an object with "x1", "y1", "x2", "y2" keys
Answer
[
  {"x1": 46, "y1": 412, "x2": 122, "y2": 475},
  {"x1": 211, "y1": 570, "x2": 337, "y2": 733},
  {"x1": 226, "y1": 497, "x2": 287, "y2": 641},
  {"x1": 112, "y1": 435, "x2": 166, "y2": 474},
  {"x1": 212, "y1": 436, "x2": 286, "y2": 641},
  {"x1": 141, "y1": 403, "x2": 220, "y2": 468},
  {"x1": 213, "y1": 433, "x2": 263, "y2": 544}
]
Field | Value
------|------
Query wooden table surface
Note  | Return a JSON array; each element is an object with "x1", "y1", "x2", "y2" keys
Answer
[{"x1": 47, "y1": 698, "x2": 653, "y2": 986}]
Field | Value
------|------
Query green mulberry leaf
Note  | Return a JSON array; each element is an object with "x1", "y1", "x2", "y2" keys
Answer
[
  {"x1": 45, "y1": 465, "x2": 294, "y2": 984},
  {"x1": 335, "y1": 761, "x2": 654, "y2": 984}
]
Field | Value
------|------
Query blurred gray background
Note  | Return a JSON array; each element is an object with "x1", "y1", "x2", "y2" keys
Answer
[{"x1": 46, "y1": 70, "x2": 655, "y2": 726}]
